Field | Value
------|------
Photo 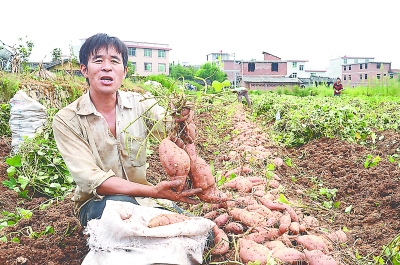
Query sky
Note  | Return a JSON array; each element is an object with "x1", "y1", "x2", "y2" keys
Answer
[{"x1": 2, "y1": 0, "x2": 400, "y2": 70}]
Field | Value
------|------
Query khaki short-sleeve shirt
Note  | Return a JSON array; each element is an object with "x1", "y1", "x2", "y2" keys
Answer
[{"x1": 52, "y1": 90, "x2": 168, "y2": 214}]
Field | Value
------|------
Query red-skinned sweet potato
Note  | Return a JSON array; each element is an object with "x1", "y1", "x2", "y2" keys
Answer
[
  {"x1": 289, "y1": 222, "x2": 300, "y2": 235},
  {"x1": 159, "y1": 138, "x2": 190, "y2": 193},
  {"x1": 214, "y1": 213, "x2": 230, "y2": 227},
  {"x1": 211, "y1": 226, "x2": 229, "y2": 255},
  {"x1": 246, "y1": 204, "x2": 273, "y2": 218},
  {"x1": 304, "y1": 249, "x2": 338, "y2": 265},
  {"x1": 229, "y1": 208, "x2": 267, "y2": 228},
  {"x1": 148, "y1": 213, "x2": 190, "y2": 228},
  {"x1": 259, "y1": 198, "x2": 299, "y2": 223},
  {"x1": 203, "y1": 210, "x2": 218, "y2": 220},
  {"x1": 222, "y1": 176, "x2": 253, "y2": 193},
  {"x1": 239, "y1": 239, "x2": 272, "y2": 265},
  {"x1": 296, "y1": 235, "x2": 329, "y2": 253},
  {"x1": 245, "y1": 228, "x2": 280, "y2": 243},
  {"x1": 271, "y1": 247, "x2": 306, "y2": 264},
  {"x1": 224, "y1": 222, "x2": 244, "y2": 234},
  {"x1": 264, "y1": 240, "x2": 286, "y2": 251},
  {"x1": 326, "y1": 230, "x2": 347, "y2": 243},
  {"x1": 278, "y1": 214, "x2": 291, "y2": 235}
]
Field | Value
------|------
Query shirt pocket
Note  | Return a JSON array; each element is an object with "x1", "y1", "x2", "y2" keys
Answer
[{"x1": 122, "y1": 134, "x2": 147, "y2": 167}]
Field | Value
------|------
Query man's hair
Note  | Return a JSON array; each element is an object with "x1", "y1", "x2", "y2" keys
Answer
[
  {"x1": 337, "y1": 77, "x2": 341, "y2": 81},
  {"x1": 79, "y1": 33, "x2": 128, "y2": 68}
]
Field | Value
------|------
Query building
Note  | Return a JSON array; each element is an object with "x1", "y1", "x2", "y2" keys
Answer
[
  {"x1": 78, "y1": 38, "x2": 171, "y2": 77},
  {"x1": 124, "y1": 41, "x2": 171, "y2": 76},
  {"x1": 328, "y1": 56, "x2": 398, "y2": 86},
  {"x1": 286, "y1": 60, "x2": 309, "y2": 78}
]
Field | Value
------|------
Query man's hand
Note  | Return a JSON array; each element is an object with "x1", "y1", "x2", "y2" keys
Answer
[{"x1": 154, "y1": 180, "x2": 202, "y2": 204}]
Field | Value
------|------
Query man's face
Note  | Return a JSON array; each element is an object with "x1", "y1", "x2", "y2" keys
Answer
[
  {"x1": 80, "y1": 46, "x2": 127, "y2": 96},
  {"x1": 337, "y1": 79, "x2": 341, "y2": 84}
]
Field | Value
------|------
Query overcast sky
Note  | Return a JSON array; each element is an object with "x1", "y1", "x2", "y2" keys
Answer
[{"x1": 2, "y1": 0, "x2": 399, "y2": 70}]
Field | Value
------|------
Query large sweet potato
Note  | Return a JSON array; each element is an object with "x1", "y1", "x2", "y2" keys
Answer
[
  {"x1": 304, "y1": 249, "x2": 338, "y2": 265},
  {"x1": 148, "y1": 213, "x2": 190, "y2": 228},
  {"x1": 271, "y1": 247, "x2": 306, "y2": 264},
  {"x1": 229, "y1": 208, "x2": 266, "y2": 228},
  {"x1": 296, "y1": 235, "x2": 329, "y2": 253},
  {"x1": 224, "y1": 222, "x2": 244, "y2": 234},
  {"x1": 244, "y1": 228, "x2": 280, "y2": 244},
  {"x1": 211, "y1": 226, "x2": 229, "y2": 255},
  {"x1": 239, "y1": 238, "x2": 272, "y2": 265},
  {"x1": 159, "y1": 138, "x2": 190, "y2": 192}
]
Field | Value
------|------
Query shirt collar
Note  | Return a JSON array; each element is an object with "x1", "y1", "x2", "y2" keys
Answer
[{"x1": 76, "y1": 90, "x2": 133, "y2": 116}]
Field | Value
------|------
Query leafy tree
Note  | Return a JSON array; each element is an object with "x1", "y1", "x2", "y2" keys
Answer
[
  {"x1": 51, "y1": 48, "x2": 62, "y2": 62},
  {"x1": 69, "y1": 43, "x2": 79, "y2": 64},
  {"x1": 195, "y1": 62, "x2": 227, "y2": 83},
  {"x1": 169, "y1": 64, "x2": 196, "y2": 80},
  {"x1": 126, "y1": 61, "x2": 136, "y2": 78}
]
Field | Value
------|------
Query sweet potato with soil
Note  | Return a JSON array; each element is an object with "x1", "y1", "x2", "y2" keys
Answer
[
  {"x1": 296, "y1": 235, "x2": 329, "y2": 253},
  {"x1": 271, "y1": 247, "x2": 306, "y2": 264},
  {"x1": 326, "y1": 230, "x2": 347, "y2": 243},
  {"x1": 289, "y1": 222, "x2": 300, "y2": 235},
  {"x1": 148, "y1": 213, "x2": 190, "y2": 228},
  {"x1": 239, "y1": 239, "x2": 272, "y2": 265},
  {"x1": 264, "y1": 240, "x2": 286, "y2": 251},
  {"x1": 246, "y1": 204, "x2": 273, "y2": 218},
  {"x1": 159, "y1": 138, "x2": 190, "y2": 193},
  {"x1": 203, "y1": 210, "x2": 218, "y2": 220},
  {"x1": 304, "y1": 249, "x2": 338, "y2": 265},
  {"x1": 214, "y1": 213, "x2": 230, "y2": 227},
  {"x1": 229, "y1": 208, "x2": 267, "y2": 228},
  {"x1": 211, "y1": 226, "x2": 229, "y2": 255},
  {"x1": 259, "y1": 198, "x2": 299, "y2": 223},
  {"x1": 303, "y1": 216, "x2": 320, "y2": 228},
  {"x1": 224, "y1": 222, "x2": 244, "y2": 234},
  {"x1": 222, "y1": 176, "x2": 253, "y2": 193},
  {"x1": 278, "y1": 213, "x2": 291, "y2": 235},
  {"x1": 244, "y1": 228, "x2": 280, "y2": 244}
]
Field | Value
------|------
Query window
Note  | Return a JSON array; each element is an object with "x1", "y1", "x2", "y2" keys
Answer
[
  {"x1": 248, "y1": 62, "x2": 255, "y2": 72},
  {"x1": 344, "y1": 66, "x2": 347, "y2": 71},
  {"x1": 158, "y1": 50, "x2": 166, "y2": 58},
  {"x1": 271, "y1": 62, "x2": 278, "y2": 72},
  {"x1": 360, "y1": 74, "x2": 362, "y2": 80},
  {"x1": 355, "y1": 59, "x2": 358, "y2": 63},
  {"x1": 365, "y1": 63, "x2": 368, "y2": 69},
  {"x1": 360, "y1": 64, "x2": 363, "y2": 69},
  {"x1": 365, "y1": 74, "x2": 368, "y2": 79},
  {"x1": 310, "y1": 73, "x2": 316, "y2": 77},
  {"x1": 343, "y1": 59, "x2": 347, "y2": 64},
  {"x1": 158, "y1": 63, "x2": 166, "y2": 72},
  {"x1": 344, "y1": 75, "x2": 346, "y2": 80},
  {"x1": 292, "y1": 73, "x2": 297, "y2": 78},
  {"x1": 128, "y1": 47, "x2": 136, "y2": 56},
  {"x1": 349, "y1": 65, "x2": 352, "y2": 70},
  {"x1": 144, "y1": 63, "x2": 152, "y2": 71},
  {"x1": 299, "y1": 65, "x2": 304, "y2": 71},
  {"x1": 377, "y1": 63, "x2": 381, "y2": 69},
  {"x1": 349, "y1": 75, "x2": 351, "y2": 80},
  {"x1": 292, "y1": 62, "x2": 297, "y2": 68},
  {"x1": 390, "y1": 73, "x2": 394, "y2": 79},
  {"x1": 144, "y1": 49, "x2": 152, "y2": 57},
  {"x1": 377, "y1": 74, "x2": 381, "y2": 80}
]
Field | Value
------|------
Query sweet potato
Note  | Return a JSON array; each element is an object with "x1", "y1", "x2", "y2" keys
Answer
[
  {"x1": 229, "y1": 208, "x2": 266, "y2": 227},
  {"x1": 289, "y1": 222, "x2": 300, "y2": 235},
  {"x1": 211, "y1": 226, "x2": 229, "y2": 255},
  {"x1": 235, "y1": 196, "x2": 258, "y2": 207},
  {"x1": 148, "y1": 213, "x2": 190, "y2": 228},
  {"x1": 304, "y1": 249, "x2": 338, "y2": 265},
  {"x1": 259, "y1": 198, "x2": 299, "y2": 223},
  {"x1": 223, "y1": 166, "x2": 252, "y2": 178},
  {"x1": 296, "y1": 235, "x2": 329, "y2": 253},
  {"x1": 222, "y1": 176, "x2": 253, "y2": 193},
  {"x1": 214, "y1": 213, "x2": 230, "y2": 227},
  {"x1": 239, "y1": 239, "x2": 272, "y2": 265},
  {"x1": 303, "y1": 216, "x2": 319, "y2": 228},
  {"x1": 326, "y1": 229, "x2": 347, "y2": 243},
  {"x1": 278, "y1": 214, "x2": 291, "y2": 235},
  {"x1": 271, "y1": 247, "x2": 306, "y2": 264},
  {"x1": 224, "y1": 222, "x2": 244, "y2": 234},
  {"x1": 245, "y1": 228, "x2": 280, "y2": 243},
  {"x1": 159, "y1": 138, "x2": 190, "y2": 192},
  {"x1": 246, "y1": 204, "x2": 273, "y2": 218},
  {"x1": 264, "y1": 240, "x2": 286, "y2": 251},
  {"x1": 269, "y1": 179, "x2": 280, "y2": 189}
]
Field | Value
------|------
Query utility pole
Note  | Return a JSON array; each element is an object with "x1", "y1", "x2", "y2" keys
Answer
[{"x1": 233, "y1": 53, "x2": 236, "y2": 88}]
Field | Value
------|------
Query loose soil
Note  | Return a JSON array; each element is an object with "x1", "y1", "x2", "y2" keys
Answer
[{"x1": 0, "y1": 105, "x2": 399, "y2": 264}]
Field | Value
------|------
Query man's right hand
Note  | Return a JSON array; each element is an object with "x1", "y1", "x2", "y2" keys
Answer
[{"x1": 154, "y1": 180, "x2": 202, "y2": 204}]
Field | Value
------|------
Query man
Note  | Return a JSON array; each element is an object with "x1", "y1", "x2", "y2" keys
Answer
[
  {"x1": 333, "y1": 77, "x2": 344, "y2": 96},
  {"x1": 231, "y1": 86, "x2": 251, "y2": 107},
  {"x1": 52, "y1": 33, "x2": 201, "y2": 227}
]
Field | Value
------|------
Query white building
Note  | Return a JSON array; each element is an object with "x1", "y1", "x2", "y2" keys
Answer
[
  {"x1": 286, "y1": 60, "x2": 309, "y2": 78},
  {"x1": 328, "y1": 56, "x2": 374, "y2": 79}
]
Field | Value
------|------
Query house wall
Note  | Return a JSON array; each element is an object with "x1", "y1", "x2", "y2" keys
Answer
[
  {"x1": 263, "y1": 53, "x2": 281, "y2": 61},
  {"x1": 328, "y1": 57, "x2": 374, "y2": 79},
  {"x1": 223, "y1": 60, "x2": 240, "y2": 83},
  {"x1": 244, "y1": 82, "x2": 298, "y2": 90},
  {"x1": 241, "y1": 62, "x2": 287, "y2": 76},
  {"x1": 287, "y1": 61, "x2": 308, "y2": 78},
  {"x1": 342, "y1": 62, "x2": 392, "y2": 86},
  {"x1": 127, "y1": 46, "x2": 170, "y2": 76}
]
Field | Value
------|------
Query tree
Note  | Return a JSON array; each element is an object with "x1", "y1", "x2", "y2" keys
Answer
[
  {"x1": 195, "y1": 62, "x2": 227, "y2": 83},
  {"x1": 169, "y1": 64, "x2": 196, "y2": 80},
  {"x1": 51, "y1": 48, "x2": 62, "y2": 62}
]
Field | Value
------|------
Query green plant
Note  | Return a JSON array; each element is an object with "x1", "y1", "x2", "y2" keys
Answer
[
  {"x1": 364, "y1": 154, "x2": 381, "y2": 168},
  {"x1": 0, "y1": 103, "x2": 11, "y2": 136},
  {"x1": 3, "y1": 115, "x2": 74, "y2": 198},
  {"x1": 0, "y1": 208, "x2": 32, "y2": 230},
  {"x1": 380, "y1": 233, "x2": 400, "y2": 265}
]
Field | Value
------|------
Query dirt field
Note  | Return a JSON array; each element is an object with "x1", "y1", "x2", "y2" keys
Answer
[{"x1": 0, "y1": 106, "x2": 399, "y2": 264}]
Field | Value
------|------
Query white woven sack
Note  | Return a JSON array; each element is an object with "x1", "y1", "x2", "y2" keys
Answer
[{"x1": 81, "y1": 200, "x2": 215, "y2": 265}]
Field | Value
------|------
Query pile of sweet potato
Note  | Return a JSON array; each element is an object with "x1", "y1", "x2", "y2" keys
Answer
[{"x1": 159, "y1": 104, "x2": 228, "y2": 203}]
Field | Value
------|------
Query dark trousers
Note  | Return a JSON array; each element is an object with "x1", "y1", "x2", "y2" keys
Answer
[{"x1": 238, "y1": 90, "x2": 251, "y2": 107}]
